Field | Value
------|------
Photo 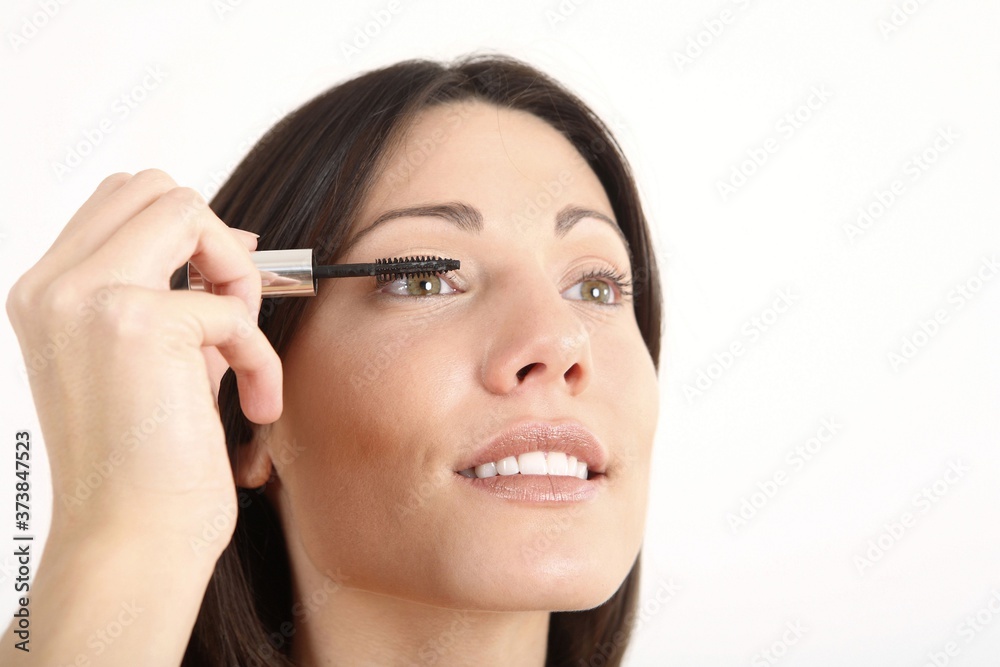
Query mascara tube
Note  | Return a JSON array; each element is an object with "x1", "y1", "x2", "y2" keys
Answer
[{"x1": 187, "y1": 248, "x2": 317, "y2": 297}]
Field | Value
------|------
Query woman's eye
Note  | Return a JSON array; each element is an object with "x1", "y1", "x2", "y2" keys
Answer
[
  {"x1": 562, "y1": 269, "x2": 633, "y2": 307},
  {"x1": 376, "y1": 272, "x2": 458, "y2": 297},
  {"x1": 564, "y1": 279, "x2": 614, "y2": 304}
]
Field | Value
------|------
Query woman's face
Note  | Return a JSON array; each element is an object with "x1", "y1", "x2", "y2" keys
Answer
[{"x1": 247, "y1": 100, "x2": 659, "y2": 611}]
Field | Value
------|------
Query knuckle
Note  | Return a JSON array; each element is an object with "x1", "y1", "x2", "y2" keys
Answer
[
  {"x1": 131, "y1": 168, "x2": 176, "y2": 190},
  {"x1": 5, "y1": 275, "x2": 34, "y2": 325},
  {"x1": 97, "y1": 172, "x2": 131, "y2": 190},
  {"x1": 39, "y1": 275, "x2": 86, "y2": 320},
  {"x1": 163, "y1": 186, "x2": 207, "y2": 224}
]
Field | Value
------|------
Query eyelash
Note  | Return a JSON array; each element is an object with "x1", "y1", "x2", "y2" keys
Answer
[{"x1": 374, "y1": 266, "x2": 634, "y2": 307}]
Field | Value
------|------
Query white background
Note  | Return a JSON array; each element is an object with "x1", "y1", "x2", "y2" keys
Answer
[{"x1": 2, "y1": 1, "x2": 999, "y2": 665}]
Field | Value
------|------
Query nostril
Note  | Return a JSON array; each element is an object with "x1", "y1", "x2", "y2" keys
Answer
[{"x1": 516, "y1": 363, "x2": 536, "y2": 381}]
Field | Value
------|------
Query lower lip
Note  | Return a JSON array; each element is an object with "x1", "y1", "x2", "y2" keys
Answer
[{"x1": 455, "y1": 472, "x2": 606, "y2": 503}]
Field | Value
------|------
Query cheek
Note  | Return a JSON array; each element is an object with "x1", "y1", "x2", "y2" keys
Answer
[
  {"x1": 599, "y1": 323, "x2": 660, "y2": 466},
  {"x1": 274, "y1": 321, "x2": 469, "y2": 585},
  {"x1": 598, "y1": 324, "x2": 659, "y2": 534}
]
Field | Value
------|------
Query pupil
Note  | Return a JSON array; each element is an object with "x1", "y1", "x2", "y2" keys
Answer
[
  {"x1": 408, "y1": 275, "x2": 438, "y2": 296},
  {"x1": 584, "y1": 280, "x2": 609, "y2": 303}
]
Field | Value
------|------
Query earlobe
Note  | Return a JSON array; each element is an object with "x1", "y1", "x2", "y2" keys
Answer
[{"x1": 234, "y1": 426, "x2": 275, "y2": 489}]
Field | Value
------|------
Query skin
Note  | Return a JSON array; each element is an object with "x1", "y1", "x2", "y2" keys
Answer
[{"x1": 235, "y1": 100, "x2": 660, "y2": 666}]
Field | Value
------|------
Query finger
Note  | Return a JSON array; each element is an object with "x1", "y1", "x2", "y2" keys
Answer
[
  {"x1": 231, "y1": 228, "x2": 259, "y2": 252},
  {"x1": 193, "y1": 296, "x2": 282, "y2": 425},
  {"x1": 75, "y1": 186, "x2": 262, "y2": 320},
  {"x1": 38, "y1": 169, "x2": 181, "y2": 275},
  {"x1": 221, "y1": 230, "x2": 260, "y2": 311},
  {"x1": 186, "y1": 229, "x2": 259, "y2": 308},
  {"x1": 138, "y1": 288, "x2": 282, "y2": 423}
]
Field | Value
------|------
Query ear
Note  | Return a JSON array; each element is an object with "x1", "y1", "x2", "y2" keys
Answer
[{"x1": 234, "y1": 423, "x2": 275, "y2": 489}]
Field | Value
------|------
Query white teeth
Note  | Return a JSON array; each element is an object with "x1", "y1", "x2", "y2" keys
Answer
[
  {"x1": 475, "y1": 462, "x2": 497, "y2": 478},
  {"x1": 546, "y1": 452, "x2": 569, "y2": 475},
  {"x1": 460, "y1": 452, "x2": 592, "y2": 479},
  {"x1": 496, "y1": 456, "x2": 519, "y2": 476},
  {"x1": 517, "y1": 451, "x2": 547, "y2": 475}
]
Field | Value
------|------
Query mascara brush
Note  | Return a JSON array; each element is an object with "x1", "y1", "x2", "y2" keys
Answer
[{"x1": 185, "y1": 248, "x2": 459, "y2": 298}]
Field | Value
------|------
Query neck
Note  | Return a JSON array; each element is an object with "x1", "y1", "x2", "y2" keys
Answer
[{"x1": 288, "y1": 579, "x2": 550, "y2": 666}]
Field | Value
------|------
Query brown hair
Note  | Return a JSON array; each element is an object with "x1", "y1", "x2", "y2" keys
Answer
[{"x1": 177, "y1": 52, "x2": 662, "y2": 667}]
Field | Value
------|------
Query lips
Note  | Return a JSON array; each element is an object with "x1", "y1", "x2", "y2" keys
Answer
[{"x1": 454, "y1": 421, "x2": 609, "y2": 479}]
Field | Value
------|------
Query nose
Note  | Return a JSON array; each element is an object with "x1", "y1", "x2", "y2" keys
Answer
[{"x1": 479, "y1": 270, "x2": 593, "y2": 397}]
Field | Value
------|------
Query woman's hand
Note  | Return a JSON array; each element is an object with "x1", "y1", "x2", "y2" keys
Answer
[{"x1": 6, "y1": 169, "x2": 282, "y2": 554}]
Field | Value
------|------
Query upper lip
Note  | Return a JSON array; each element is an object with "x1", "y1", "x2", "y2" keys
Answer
[{"x1": 455, "y1": 420, "x2": 609, "y2": 474}]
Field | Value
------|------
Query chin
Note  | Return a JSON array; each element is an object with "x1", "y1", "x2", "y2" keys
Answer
[
  {"x1": 453, "y1": 570, "x2": 633, "y2": 613},
  {"x1": 528, "y1": 577, "x2": 632, "y2": 612},
  {"x1": 433, "y1": 539, "x2": 639, "y2": 613}
]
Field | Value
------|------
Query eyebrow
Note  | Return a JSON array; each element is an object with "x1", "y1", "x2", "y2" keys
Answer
[{"x1": 338, "y1": 201, "x2": 632, "y2": 263}]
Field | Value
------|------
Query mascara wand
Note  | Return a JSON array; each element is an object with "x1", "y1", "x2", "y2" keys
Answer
[{"x1": 185, "y1": 249, "x2": 459, "y2": 298}]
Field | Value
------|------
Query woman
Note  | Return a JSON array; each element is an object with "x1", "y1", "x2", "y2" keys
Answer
[{"x1": 6, "y1": 54, "x2": 662, "y2": 666}]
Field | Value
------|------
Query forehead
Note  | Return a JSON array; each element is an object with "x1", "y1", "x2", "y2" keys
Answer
[{"x1": 359, "y1": 100, "x2": 614, "y2": 223}]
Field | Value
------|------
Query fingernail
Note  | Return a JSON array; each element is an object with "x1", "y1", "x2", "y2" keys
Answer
[{"x1": 234, "y1": 228, "x2": 260, "y2": 238}]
